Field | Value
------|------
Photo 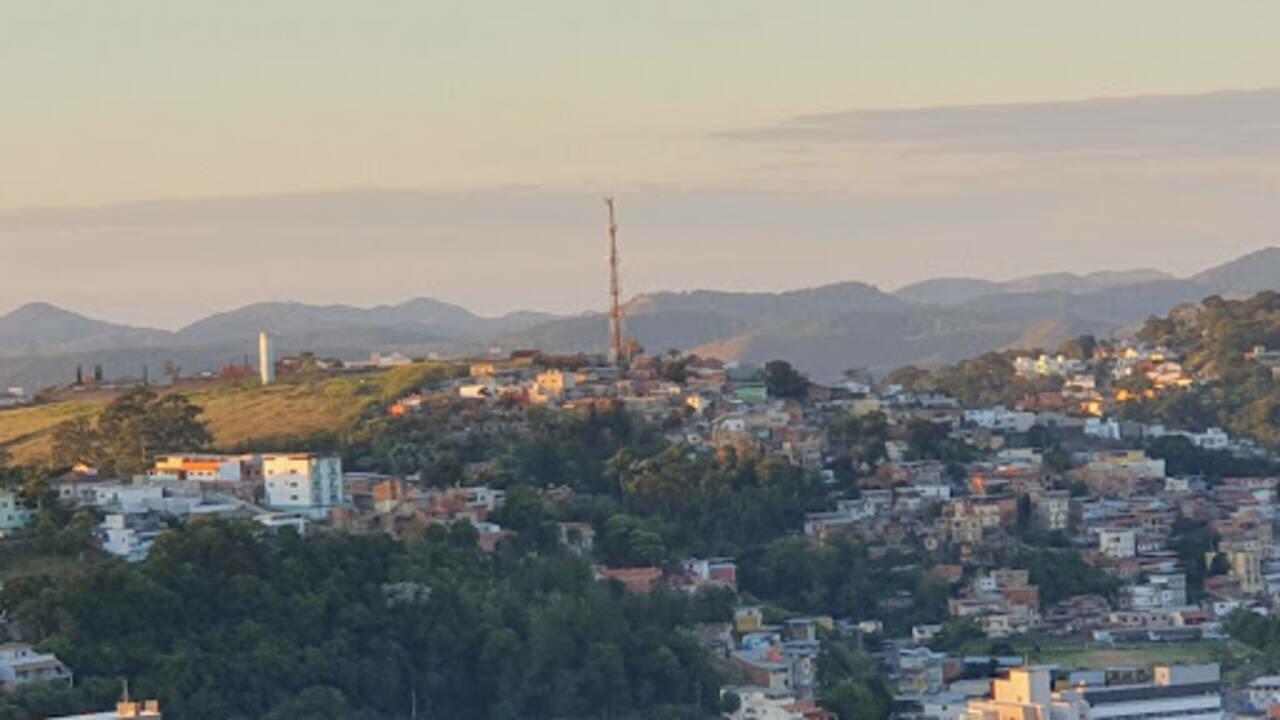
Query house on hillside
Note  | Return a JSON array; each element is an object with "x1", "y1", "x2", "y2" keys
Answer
[
  {"x1": 0, "y1": 491, "x2": 31, "y2": 536},
  {"x1": 0, "y1": 643, "x2": 72, "y2": 691}
]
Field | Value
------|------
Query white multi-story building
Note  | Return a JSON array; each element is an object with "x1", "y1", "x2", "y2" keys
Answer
[{"x1": 263, "y1": 454, "x2": 345, "y2": 516}]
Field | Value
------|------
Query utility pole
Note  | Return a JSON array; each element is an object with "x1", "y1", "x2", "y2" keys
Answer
[{"x1": 605, "y1": 197, "x2": 625, "y2": 367}]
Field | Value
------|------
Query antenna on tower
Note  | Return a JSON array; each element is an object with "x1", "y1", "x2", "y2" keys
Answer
[{"x1": 605, "y1": 197, "x2": 626, "y2": 367}]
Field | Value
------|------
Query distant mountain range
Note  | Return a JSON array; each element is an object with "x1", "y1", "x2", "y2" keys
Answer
[
  {"x1": 491, "y1": 247, "x2": 1280, "y2": 379},
  {"x1": 3, "y1": 247, "x2": 1280, "y2": 391}
]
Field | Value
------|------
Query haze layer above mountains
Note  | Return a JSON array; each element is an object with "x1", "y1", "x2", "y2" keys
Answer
[{"x1": 2, "y1": 247, "x2": 1279, "y2": 391}]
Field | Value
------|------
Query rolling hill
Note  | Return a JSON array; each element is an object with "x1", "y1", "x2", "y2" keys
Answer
[
  {"x1": 1191, "y1": 247, "x2": 1280, "y2": 295},
  {"x1": 0, "y1": 298, "x2": 555, "y2": 392},
  {"x1": 0, "y1": 303, "x2": 166, "y2": 359},
  {"x1": 893, "y1": 269, "x2": 1175, "y2": 306},
  {"x1": 496, "y1": 249, "x2": 1280, "y2": 378},
  {"x1": 3, "y1": 246, "x2": 1280, "y2": 390}
]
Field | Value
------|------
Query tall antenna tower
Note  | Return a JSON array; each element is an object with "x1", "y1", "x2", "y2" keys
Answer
[{"x1": 605, "y1": 197, "x2": 626, "y2": 366}]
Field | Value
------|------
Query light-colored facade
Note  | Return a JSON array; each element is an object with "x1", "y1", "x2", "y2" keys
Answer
[
  {"x1": 0, "y1": 491, "x2": 31, "y2": 535},
  {"x1": 152, "y1": 454, "x2": 262, "y2": 483},
  {"x1": 100, "y1": 513, "x2": 164, "y2": 563},
  {"x1": 1247, "y1": 675, "x2": 1280, "y2": 712},
  {"x1": 258, "y1": 331, "x2": 276, "y2": 385},
  {"x1": 0, "y1": 642, "x2": 73, "y2": 691},
  {"x1": 965, "y1": 665, "x2": 1222, "y2": 720},
  {"x1": 721, "y1": 687, "x2": 808, "y2": 720},
  {"x1": 263, "y1": 454, "x2": 344, "y2": 515},
  {"x1": 49, "y1": 700, "x2": 162, "y2": 719},
  {"x1": 1098, "y1": 529, "x2": 1137, "y2": 559}
]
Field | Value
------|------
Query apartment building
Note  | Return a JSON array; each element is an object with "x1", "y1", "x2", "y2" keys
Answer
[{"x1": 263, "y1": 454, "x2": 345, "y2": 516}]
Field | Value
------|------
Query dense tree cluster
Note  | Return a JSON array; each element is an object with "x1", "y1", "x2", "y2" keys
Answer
[
  {"x1": 1225, "y1": 611, "x2": 1280, "y2": 672},
  {"x1": 762, "y1": 360, "x2": 809, "y2": 399},
  {"x1": 50, "y1": 388, "x2": 211, "y2": 476},
  {"x1": 1129, "y1": 292, "x2": 1280, "y2": 448},
  {"x1": 1005, "y1": 546, "x2": 1119, "y2": 606},
  {"x1": 740, "y1": 535, "x2": 950, "y2": 635},
  {"x1": 885, "y1": 351, "x2": 1065, "y2": 408},
  {"x1": 1145, "y1": 436, "x2": 1276, "y2": 479},
  {"x1": 0, "y1": 521, "x2": 725, "y2": 720}
]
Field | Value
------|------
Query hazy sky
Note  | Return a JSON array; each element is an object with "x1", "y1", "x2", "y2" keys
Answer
[{"x1": 4, "y1": 2, "x2": 1280, "y2": 327}]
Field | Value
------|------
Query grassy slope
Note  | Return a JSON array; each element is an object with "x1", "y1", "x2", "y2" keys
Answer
[{"x1": 0, "y1": 363, "x2": 459, "y2": 464}]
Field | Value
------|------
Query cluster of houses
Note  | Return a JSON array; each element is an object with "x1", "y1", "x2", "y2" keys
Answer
[
  {"x1": 714, "y1": 609, "x2": 835, "y2": 720},
  {"x1": 26, "y1": 453, "x2": 345, "y2": 561},
  {"x1": 1013, "y1": 343, "x2": 1203, "y2": 414},
  {"x1": 372, "y1": 347, "x2": 1280, "y2": 718},
  {"x1": 9, "y1": 336, "x2": 1280, "y2": 718},
  {"x1": 20, "y1": 452, "x2": 532, "y2": 563}
]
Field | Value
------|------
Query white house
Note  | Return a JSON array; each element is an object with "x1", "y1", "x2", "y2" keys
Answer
[
  {"x1": 254, "y1": 511, "x2": 309, "y2": 535},
  {"x1": 1098, "y1": 528, "x2": 1137, "y2": 559},
  {"x1": 88, "y1": 483, "x2": 166, "y2": 514},
  {"x1": 0, "y1": 491, "x2": 31, "y2": 536},
  {"x1": 100, "y1": 513, "x2": 164, "y2": 563},
  {"x1": 1014, "y1": 354, "x2": 1085, "y2": 378},
  {"x1": 1247, "y1": 676, "x2": 1280, "y2": 712},
  {"x1": 964, "y1": 407, "x2": 1036, "y2": 434},
  {"x1": 0, "y1": 643, "x2": 72, "y2": 690}
]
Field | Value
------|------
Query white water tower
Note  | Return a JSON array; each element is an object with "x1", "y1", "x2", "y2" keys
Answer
[{"x1": 258, "y1": 331, "x2": 276, "y2": 385}]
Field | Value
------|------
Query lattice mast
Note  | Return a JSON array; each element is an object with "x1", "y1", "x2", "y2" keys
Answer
[{"x1": 605, "y1": 197, "x2": 626, "y2": 366}]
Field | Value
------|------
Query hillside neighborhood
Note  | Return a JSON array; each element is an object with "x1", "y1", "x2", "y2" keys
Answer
[{"x1": 6, "y1": 288, "x2": 1280, "y2": 718}]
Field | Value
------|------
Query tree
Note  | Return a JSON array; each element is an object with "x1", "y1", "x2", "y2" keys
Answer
[
  {"x1": 1056, "y1": 335, "x2": 1098, "y2": 361},
  {"x1": 50, "y1": 417, "x2": 98, "y2": 468},
  {"x1": 91, "y1": 389, "x2": 211, "y2": 475},
  {"x1": 1, "y1": 521, "x2": 724, "y2": 719},
  {"x1": 763, "y1": 360, "x2": 808, "y2": 399},
  {"x1": 821, "y1": 680, "x2": 891, "y2": 720},
  {"x1": 265, "y1": 687, "x2": 371, "y2": 720},
  {"x1": 1172, "y1": 517, "x2": 1216, "y2": 600},
  {"x1": 162, "y1": 361, "x2": 183, "y2": 383},
  {"x1": 884, "y1": 365, "x2": 931, "y2": 392},
  {"x1": 658, "y1": 354, "x2": 689, "y2": 383},
  {"x1": 1009, "y1": 546, "x2": 1118, "y2": 604},
  {"x1": 843, "y1": 367, "x2": 873, "y2": 386}
]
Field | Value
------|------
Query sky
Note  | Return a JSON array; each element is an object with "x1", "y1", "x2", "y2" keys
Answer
[{"x1": 3, "y1": 1, "x2": 1280, "y2": 327}]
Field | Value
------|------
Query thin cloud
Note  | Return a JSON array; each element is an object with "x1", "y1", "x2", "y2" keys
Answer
[{"x1": 725, "y1": 88, "x2": 1280, "y2": 155}]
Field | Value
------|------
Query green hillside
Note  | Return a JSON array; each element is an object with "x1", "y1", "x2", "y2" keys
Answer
[{"x1": 0, "y1": 362, "x2": 462, "y2": 465}]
